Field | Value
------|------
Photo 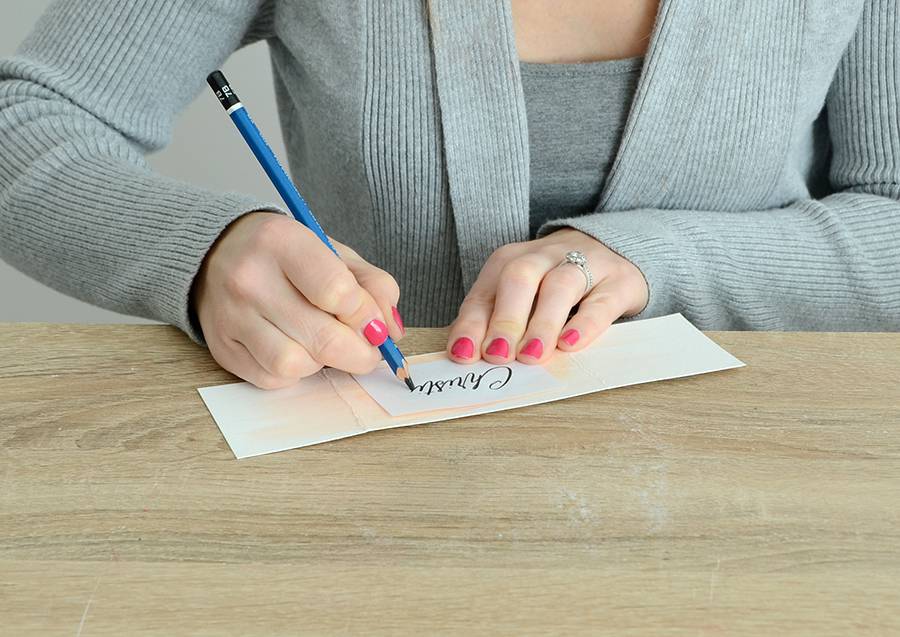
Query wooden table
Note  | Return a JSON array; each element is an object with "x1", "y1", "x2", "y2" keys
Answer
[{"x1": 1, "y1": 324, "x2": 898, "y2": 635}]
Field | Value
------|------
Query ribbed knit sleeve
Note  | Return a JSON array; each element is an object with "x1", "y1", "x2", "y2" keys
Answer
[
  {"x1": 0, "y1": 0, "x2": 284, "y2": 342},
  {"x1": 537, "y1": 0, "x2": 900, "y2": 331}
]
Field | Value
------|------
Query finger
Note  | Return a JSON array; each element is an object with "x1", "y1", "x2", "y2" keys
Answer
[
  {"x1": 207, "y1": 331, "x2": 294, "y2": 390},
  {"x1": 251, "y1": 278, "x2": 383, "y2": 375},
  {"x1": 236, "y1": 314, "x2": 324, "y2": 383},
  {"x1": 556, "y1": 282, "x2": 627, "y2": 353},
  {"x1": 516, "y1": 262, "x2": 586, "y2": 364},
  {"x1": 273, "y1": 224, "x2": 389, "y2": 348},
  {"x1": 446, "y1": 288, "x2": 493, "y2": 363},
  {"x1": 482, "y1": 253, "x2": 556, "y2": 363},
  {"x1": 343, "y1": 251, "x2": 405, "y2": 341},
  {"x1": 445, "y1": 243, "x2": 523, "y2": 364}
]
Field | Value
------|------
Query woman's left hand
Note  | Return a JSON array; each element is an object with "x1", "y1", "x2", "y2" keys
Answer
[{"x1": 446, "y1": 228, "x2": 649, "y2": 364}]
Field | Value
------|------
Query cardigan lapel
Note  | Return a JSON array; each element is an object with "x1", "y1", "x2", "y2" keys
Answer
[
  {"x1": 598, "y1": 0, "x2": 808, "y2": 212},
  {"x1": 426, "y1": 0, "x2": 530, "y2": 291},
  {"x1": 597, "y1": 0, "x2": 692, "y2": 212}
]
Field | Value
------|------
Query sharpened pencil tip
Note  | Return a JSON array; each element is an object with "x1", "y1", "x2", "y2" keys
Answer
[{"x1": 405, "y1": 376, "x2": 415, "y2": 391}]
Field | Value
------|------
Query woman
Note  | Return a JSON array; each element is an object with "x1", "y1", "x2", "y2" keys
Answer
[{"x1": 0, "y1": 0, "x2": 897, "y2": 390}]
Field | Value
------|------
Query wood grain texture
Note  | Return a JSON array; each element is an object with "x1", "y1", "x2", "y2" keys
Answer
[{"x1": 1, "y1": 323, "x2": 898, "y2": 635}]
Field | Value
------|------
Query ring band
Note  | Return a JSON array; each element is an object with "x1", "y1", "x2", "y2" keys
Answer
[{"x1": 559, "y1": 250, "x2": 593, "y2": 297}]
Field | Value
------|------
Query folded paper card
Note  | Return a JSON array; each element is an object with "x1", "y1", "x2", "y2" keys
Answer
[
  {"x1": 199, "y1": 314, "x2": 744, "y2": 459},
  {"x1": 353, "y1": 358, "x2": 564, "y2": 416}
]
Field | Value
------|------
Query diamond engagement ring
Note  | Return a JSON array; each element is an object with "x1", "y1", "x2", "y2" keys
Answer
[{"x1": 559, "y1": 250, "x2": 593, "y2": 297}]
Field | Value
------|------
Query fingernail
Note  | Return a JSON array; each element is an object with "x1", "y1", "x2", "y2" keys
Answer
[
  {"x1": 485, "y1": 337, "x2": 509, "y2": 358},
  {"x1": 363, "y1": 319, "x2": 388, "y2": 347},
  {"x1": 451, "y1": 337, "x2": 474, "y2": 359},
  {"x1": 521, "y1": 338, "x2": 543, "y2": 359},
  {"x1": 392, "y1": 306, "x2": 405, "y2": 334},
  {"x1": 561, "y1": 329, "x2": 580, "y2": 346}
]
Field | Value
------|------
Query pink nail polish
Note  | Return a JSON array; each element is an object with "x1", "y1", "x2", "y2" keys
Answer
[
  {"x1": 392, "y1": 306, "x2": 405, "y2": 334},
  {"x1": 561, "y1": 329, "x2": 580, "y2": 346},
  {"x1": 485, "y1": 337, "x2": 509, "y2": 358},
  {"x1": 521, "y1": 338, "x2": 543, "y2": 358},
  {"x1": 363, "y1": 319, "x2": 388, "y2": 346},
  {"x1": 451, "y1": 337, "x2": 474, "y2": 359}
]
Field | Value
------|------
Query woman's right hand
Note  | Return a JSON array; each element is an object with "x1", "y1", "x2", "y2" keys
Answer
[{"x1": 192, "y1": 212, "x2": 405, "y2": 389}]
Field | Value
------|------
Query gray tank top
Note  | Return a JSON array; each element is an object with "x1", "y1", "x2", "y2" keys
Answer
[{"x1": 520, "y1": 57, "x2": 644, "y2": 238}]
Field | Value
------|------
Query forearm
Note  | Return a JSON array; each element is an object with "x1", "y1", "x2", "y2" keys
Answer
[
  {"x1": 0, "y1": 0, "x2": 283, "y2": 342},
  {"x1": 0, "y1": 92, "x2": 280, "y2": 339},
  {"x1": 537, "y1": 192, "x2": 900, "y2": 331}
]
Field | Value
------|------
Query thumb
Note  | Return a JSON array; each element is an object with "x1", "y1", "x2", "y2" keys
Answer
[{"x1": 555, "y1": 282, "x2": 627, "y2": 353}]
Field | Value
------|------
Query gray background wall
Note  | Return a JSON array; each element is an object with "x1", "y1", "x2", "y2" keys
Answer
[{"x1": 0, "y1": 1, "x2": 287, "y2": 323}]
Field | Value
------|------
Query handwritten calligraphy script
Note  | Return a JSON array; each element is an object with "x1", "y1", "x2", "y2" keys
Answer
[
  {"x1": 353, "y1": 358, "x2": 563, "y2": 417},
  {"x1": 412, "y1": 366, "x2": 513, "y2": 396}
]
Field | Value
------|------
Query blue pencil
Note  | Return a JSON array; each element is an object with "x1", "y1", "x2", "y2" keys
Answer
[{"x1": 207, "y1": 70, "x2": 414, "y2": 390}]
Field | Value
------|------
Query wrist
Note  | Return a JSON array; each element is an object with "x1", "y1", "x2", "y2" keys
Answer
[{"x1": 189, "y1": 210, "x2": 283, "y2": 335}]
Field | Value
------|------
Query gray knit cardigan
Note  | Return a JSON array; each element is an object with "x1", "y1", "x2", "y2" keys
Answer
[{"x1": 1, "y1": 0, "x2": 898, "y2": 340}]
